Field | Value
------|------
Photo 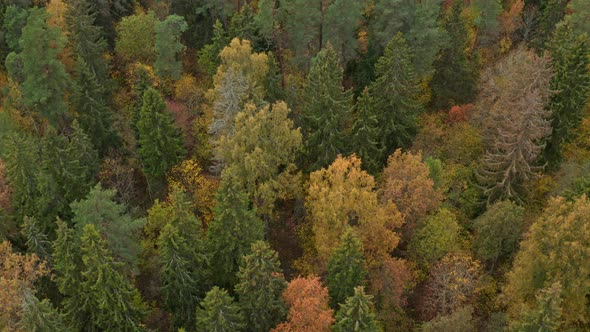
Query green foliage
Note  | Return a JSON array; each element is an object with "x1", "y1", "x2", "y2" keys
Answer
[
  {"x1": 196, "y1": 286, "x2": 245, "y2": 332},
  {"x1": 425, "y1": 157, "x2": 443, "y2": 189},
  {"x1": 302, "y1": 44, "x2": 353, "y2": 171},
  {"x1": 350, "y1": 88, "x2": 383, "y2": 174},
  {"x1": 198, "y1": 19, "x2": 229, "y2": 77},
  {"x1": 17, "y1": 7, "x2": 69, "y2": 125},
  {"x1": 2, "y1": 5, "x2": 28, "y2": 53},
  {"x1": 155, "y1": 15, "x2": 188, "y2": 81},
  {"x1": 431, "y1": 1, "x2": 478, "y2": 109},
  {"x1": 19, "y1": 293, "x2": 69, "y2": 332},
  {"x1": 206, "y1": 181, "x2": 264, "y2": 289},
  {"x1": 21, "y1": 216, "x2": 50, "y2": 259},
  {"x1": 323, "y1": 0, "x2": 364, "y2": 63},
  {"x1": 530, "y1": 0, "x2": 568, "y2": 51},
  {"x1": 544, "y1": 22, "x2": 590, "y2": 167},
  {"x1": 421, "y1": 306, "x2": 476, "y2": 332},
  {"x1": 235, "y1": 241, "x2": 287, "y2": 332},
  {"x1": 327, "y1": 230, "x2": 368, "y2": 308},
  {"x1": 513, "y1": 282, "x2": 563, "y2": 332},
  {"x1": 78, "y1": 224, "x2": 146, "y2": 331},
  {"x1": 408, "y1": 208, "x2": 462, "y2": 269},
  {"x1": 370, "y1": 33, "x2": 423, "y2": 162},
  {"x1": 137, "y1": 88, "x2": 186, "y2": 178},
  {"x1": 472, "y1": 0, "x2": 502, "y2": 46},
  {"x1": 567, "y1": 0, "x2": 590, "y2": 36},
  {"x1": 473, "y1": 200, "x2": 524, "y2": 267},
  {"x1": 333, "y1": 286, "x2": 382, "y2": 332},
  {"x1": 115, "y1": 10, "x2": 158, "y2": 64}
]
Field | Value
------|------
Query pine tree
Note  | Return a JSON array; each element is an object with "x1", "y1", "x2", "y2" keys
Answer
[
  {"x1": 79, "y1": 224, "x2": 146, "y2": 331},
  {"x1": 158, "y1": 222, "x2": 203, "y2": 330},
  {"x1": 302, "y1": 43, "x2": 353, "y2": 171},
  {"x1": 327, "y1": 230, "x2": 368, "y2": 308},
  {"x1": 350, "y1": 88, "x2": 384, "y2": 174},
  {"x1": 333, "y1": 286, "x2": 381, "y2": 332},
  {"x1": 17, "y1": 7, "x2": 69, "y2": 125},
  {"x1": 431, "y1": 0, "x2": 478, "y2": 109},
  {"x1": 2, "y1": 5, "x2": 29, "y2": 53},
  {"x1": 206, "y1": 182, "x2": 264, "y2": 289},
  {"x1": 196, "y1": 287, "x2": 245, "y2": 332},
  {"x1": 235, "y1": 241, "x2": 287, "y2": 332},
  {"x1": 323, "y1": 0, "x2": 364, "y2": 63},
  {"x1": 544, "y1": 22, "x2": 590, "y2": 168},
  {"x1": 370, "y1": 32, "x2": 423, "y2": 161},
  {"x1": 155, "y1": 15, "x2": 188, "y2": 81},
  {"x1": 137, "y1": 88, "x2": 186, "y2": 178}
]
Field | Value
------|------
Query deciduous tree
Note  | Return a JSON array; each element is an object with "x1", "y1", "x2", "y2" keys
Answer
[{"x1": 115, "y1": 10, "x2": 158, "y2": 65}]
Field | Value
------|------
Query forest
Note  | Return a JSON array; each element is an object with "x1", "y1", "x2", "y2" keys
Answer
[{"x1": 1, "y1": 0, "x2": 590, "y2": 331}]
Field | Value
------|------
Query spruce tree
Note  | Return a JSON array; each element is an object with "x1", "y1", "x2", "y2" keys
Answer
[
  {"x1": 350, "y1": 88, "x2": 384, "y2": 174},
  {"x1": 302, "y1": 43, "x2": 353, "y2": 171},
  {"x1": 198, "y1": 19, "x2": 229, "y2": 77},
  {"x1": 206, "y1": 182, "x2": 264, "y2": 289},
  {"x1": 235, "y1": 241, "x2": 287, "y2": 332},
  {"x1": 370, "y1": 32, "x2": 422, "y2": 162},
  {"x1": 333, "y1": 286, "x2": 381, "y2": 332},
  {"x1": 79, "y1": 224, "x2": 146, "y2": 331},
  {"x1": 137, "y1": 88, "x2": 186, "y2": 178},
  {"x1": 530, "y1": 0, "x2": 568, "y2": 51},
  {"x1": 21, "y1": 216, "x2": 50, "y2": 260},
  {"x1": 430, "y1": 0, "x2": 478, "y2": 109},
  {"x1": 19, "y1": 293, "x2": 70, "y2": 332},
  {"x1": 544, "y1": 23, "x2": 590, "y2": 168},
  {"x1": 155, "y1": 15, "x2": 188, "y2": 81},
  {"x1": 17, "y1": 7, "x2": 69, "y2": 125},
  {"x1": 158, "y1": 222, "x2": 203, "y2": 330},
  {"x1": 2, "y1": 5, "x2": 29, "y2": 53},
  {"x1": 327, "y1": 230, "x2": 368, "y2": 308},
  {"x1": 196, "y1": 287, "x2": 245, "y2": 332}
]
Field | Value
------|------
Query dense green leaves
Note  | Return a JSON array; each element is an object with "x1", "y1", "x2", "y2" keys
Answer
[
  {"x1": 327, "y1": 230, "x2": 368, "y2": 308},
  {"x1": 196, "y1": 287, "x2": 245, "y2": 332}
]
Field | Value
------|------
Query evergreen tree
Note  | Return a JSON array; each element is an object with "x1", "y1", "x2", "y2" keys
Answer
[
  {"x1": 530, "y1": 0, "x2": 568, "y2": 51},
  {"x1": 370, "y1": 33, "x2": 423, "y2": 162},
  {"x1": 21, "y1": 216, "x2": 50, "y2": 260},
  {"x1": 472, "y1": 0, "x2": 502, "y2": 46},
  {"x1": 350, "y1": 88, "x2": 384, "y2": 174},
  {"x1": 235, "y1": 241, "x2": 287, "y2": 332},
  {"x1": 137, "y1": 88, "x2": 186, "y2": 178},
  {"x1": 430, "y1": 0, "x2": 478, "y2": 109},
  {"x1": 155, "y1": 14, "x2": 188, "y2": 81},
  {"x1": 323, "y1": 0, "x2": 364, "y2": 63},
  {"x1": 158, "y1": 222, "x2": 203, "y2": 330},
  {"x1": 19, "y1": 293, "x2": 70, "y2": 332},
  {"x1": 17, "y1": 7, "x2": 69, "y2": 125},
  {"x1": 79, "y1": 224, "x2": 146, "y2": 331},
  {"x1": 196, "y1": 286, "x2": 245, "y2": 332},
  {"x1": 206, "y1": 182, "x2": 264, "y2": 289},
  {"x1": 198, "y1": 19, "x2": 229, "y2": 77},
  {"x1": 567, "y1": 0, "x2": 590, "y2": 37},
  {"x1": 544, "y1": 23, "x2": 590, "y2": 167},
  {"x1": 302, "y1": 43, "x2": 353, "y2": 171},
  {"x1": 333, "y1": 286, "x2": 381, "y2": 332},
  {"x1": 2, "y1": 5, "x2": 28, "y2": 53},
  {"x1": 327, "y1": 230, "x2": 368, "y2": 308}
]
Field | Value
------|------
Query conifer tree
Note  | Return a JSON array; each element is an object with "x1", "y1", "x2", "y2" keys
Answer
[
  {"x1": 567, "y1": 0, "x2": 590, "y2": 36},
  {"x1": 2, "y1": 5, "x2": 28, "y2": 53},
  {"x1": 17, "y1": 7, "x2": 69, "y2": 125},
  {"x1": 350, "y1": 88, "x2": 384, "y2": 174},
  {"x1": 198, "y1": 19, "x2": 229, "y2": 77},
  {"x1": 19, "y1": 293, "x2": 69, "y2": 332},
  {"x1": 235, "y1": 241, "x2": 287, "y2": 332},
  {"x1": 206, "y1": 182, "x2": 264, "y2": 289},
  {"x1": 79, "y1": 224, "x2": 146, "y2": 331},
  {"x1": 370, "y1": 33, "x2": 423, "y2": 161},
  {"x1": 544, "y1": 23, "x2": 590, "y2": 167},
  {"x1": 431, "y1": 0, "x2": 478, "y2": 109},
  {"x1": 137, "y1": 88, "x2": 186, "y2": 178},
  {"x1": 530, "y1": 0, "x2": 568, "y2": 51},
  {"x1": 302, "y1": 43, "x2": 353, "y2": 171},
  {"x1": 196, "y1": 287, "x2": 245, "y2": 332},
  {"x1": 333, "y1": 286, "x2": 381, "y2": 332},
  {"x1": 21, "y1": 216, "x2": 50, "y2": 260},
  {"x1": 155, "y1": 15, "x2": 188, "y2": 81},
  {"x1": 327, "y1": 230, "x2": 368, "y2": 308}
]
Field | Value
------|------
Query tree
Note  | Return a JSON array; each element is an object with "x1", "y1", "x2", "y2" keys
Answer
[
  {"x1": 333, "y1": 286, "x2": 381, "y2": 332},
  {"x1": 379, "y1": 149, "x2": 442, "y2": 225},
  {"x1": 370, "y1": 33, "x2": 423, "y2": 160},
  {"x1": 307, "y1": 155, "x2": 404, "y2": 270},
  {"x1": 2, "y1": 5, "x2": 29, "y2": 53},
  {"x1": 327, "y1": 230, "x2": 368, "y2": 308},
  {"x1": 301, "y1": 44, "x2": 353, "y2": 171},
  {"x1": 419, "y1": 253, "x2": 482, "y2": 320},
  {"x1": 350, "y1": 88, "x2": 383, "y2": 174},
  {"x1": 408, "y1": 208, "x2": 462, "y2": 269},
  {"x1": 196, "y1": 287, "x2": 245, "y2": 332},
  {"x1": 476, "y1": 48, "x2": 553, "y2": 204},
  {"x1": 273, "y1": 275, "x2": 334, "y2": 332},
  {"x1": 217, "y1": 101, "x2": 302, "y2": 217},
  {"x1": 421, "y1": 306, "x2": 477, "y2": 332},
  {"x1": 473, "y1": 200, "x2": 524, "y2": 268},
  {"x1": 17, "y1": 7, "x2": 69, "y2": 125},
  {"x1": 18, "y1": 293, "x2": 69, "y2": 332},
  {"x1": 206, "y1": 181, "x2": 264, "y2": 289},
  {"x1": 235, "y1": 241, "x2": 287, "y2": 332},
  {"x1": 137, "y1": 87, "x2": 186, "y2": 178},
  {"x1": 198, "y1": 19, "x2": 229, "y2": 77},
  {"x1": 504, "y1": 196, "x2": 590, "y2": 329},
  {"x1": 155, "y1": 14, "x2": 188, "y2": 80},
  {"x1": 431, "y1": 0, "x2": 478, "y2": 109},
  {"x1": 115, "y1": 10, "x2": 158, "y2": 64},
  {"x1": 472, "y1": 0, "x2": 502, "y2": 46},
  {"x1": 512, "y1": 282, "x2": 563, "y2": 332},
  {"x1": 78, "y1": 224, "x2": 146, "y2": 331},
  {"x1": 567, "y1": 0, "x2": 590, "y2": 36},
  {"x1": 530, "y1": 0, "x2": 567, "y2": 51},
  {"x1": 323, "y1": 0, "x2": 365, "y2": 63},
  {"x1": 544, "y1": 23, "x2": 590, "y2": 167}
]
